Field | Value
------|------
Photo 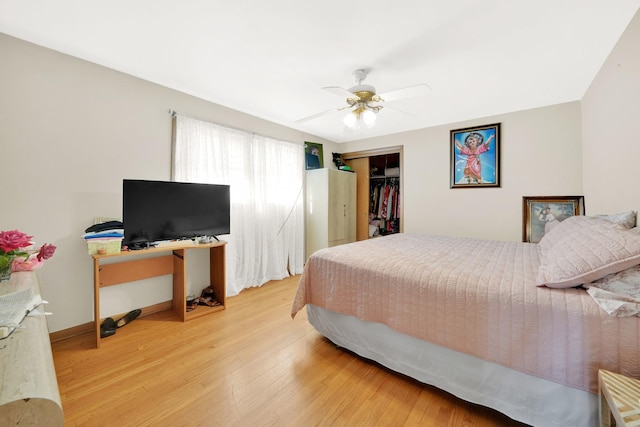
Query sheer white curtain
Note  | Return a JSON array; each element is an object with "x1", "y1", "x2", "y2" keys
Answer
[{"x1": 172, "y1": 114, "x2": 304, "y2": 295}]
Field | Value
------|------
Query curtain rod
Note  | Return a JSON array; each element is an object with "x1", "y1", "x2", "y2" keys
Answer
[
  {"x1": 167, "y1": 108, "x2": 303, "y2": 146},
  {"x1": 168, "y1": 108, "x2": 250, "y2": 134}
]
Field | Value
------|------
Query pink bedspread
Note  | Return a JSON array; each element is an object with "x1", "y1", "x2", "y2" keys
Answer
[{"x1": 291, "y1": 233, "x2": 640, "y2": 394}]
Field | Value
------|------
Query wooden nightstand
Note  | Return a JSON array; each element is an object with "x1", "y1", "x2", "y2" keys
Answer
[{"x1": 599, "y1": 369, "x2": 640, "y2": 426}]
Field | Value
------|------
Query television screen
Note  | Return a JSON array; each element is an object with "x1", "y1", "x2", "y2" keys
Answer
[{"x1": 123, "y1": 179, "x2": 230, "y2": 246}]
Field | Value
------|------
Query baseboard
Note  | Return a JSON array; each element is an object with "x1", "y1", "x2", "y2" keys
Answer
[
  {"x1": 49, "y1": 300, "x2": 174, "y2": 343},
  {"x1": 49, "y1": 322, "x2": 94, "y2": 343}
]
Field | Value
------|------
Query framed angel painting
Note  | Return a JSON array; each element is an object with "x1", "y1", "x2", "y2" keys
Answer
[{"x1": 450, "y1": 123, "x2": 501, "y2": 188}]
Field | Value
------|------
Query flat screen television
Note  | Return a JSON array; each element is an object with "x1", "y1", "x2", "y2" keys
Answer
[{"x1": 122, "y1": 179, "x2": 230, "y2": 247}]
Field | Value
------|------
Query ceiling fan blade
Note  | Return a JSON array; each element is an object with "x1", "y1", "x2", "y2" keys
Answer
[
  {"x1": 383, "y1": 105, "x2": 416, "y2": 118},
  {"x1": 295, "y1": 105, "x2": 350, "y2": 124},
  {"x1": 377, "y1": 83, "x2": 432, "y2": 103},
  {"x1": 322, "y1": 86, "x2": 358, "y2": 100}
]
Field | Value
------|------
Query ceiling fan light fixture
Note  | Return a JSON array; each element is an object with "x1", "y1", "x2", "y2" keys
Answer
[
  {"x1": 343, "y1": 111, "x2": 358, "y2": 128},
  {"x1": 362, "y1": 108, "x2": 376, "y2": 126},
  {"x1": 343, "y1": 106, "x2": 376, "y2": 130}
]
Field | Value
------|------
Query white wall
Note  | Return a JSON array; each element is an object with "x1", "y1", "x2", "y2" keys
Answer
[
  {"x1": 340, "y1": 102, "x2": 583, "y2": 242},
  {"x1": 0, "y1": 33, "x2": 337, "y2": 333},
  {"x1": 582, "y1": 9, "x2": 640, "y2": 214}
]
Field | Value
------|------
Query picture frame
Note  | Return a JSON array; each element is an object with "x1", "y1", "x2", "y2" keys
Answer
[
  {"x1": 450, "y1": 123, "x2": 501, "y2": 188},
  {"x1": 522, "y1": 196, "x2": 585, "y2": 243},
  {"x1": 304, "y1": 142, "x2": 324, "y2": 170}
]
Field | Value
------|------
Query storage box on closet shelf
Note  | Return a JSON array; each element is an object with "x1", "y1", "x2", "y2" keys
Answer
[
  {"x1": 83, "y1": 219, "x2": 124, "y2": 255},
  {"x1": 385, "y1": 167, "x2": 400, "y2": 177}
]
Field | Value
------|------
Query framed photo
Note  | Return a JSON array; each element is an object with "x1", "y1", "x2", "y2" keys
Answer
[
  {"x1": 522, "y1": 196, "x2": 585, "y2": 243},
  {"x1": 450, "y1": 123, "x2": 501, "y2": 188},
  {"x1": 305, "y1": 142, "x2": 324, "y2": 170}
]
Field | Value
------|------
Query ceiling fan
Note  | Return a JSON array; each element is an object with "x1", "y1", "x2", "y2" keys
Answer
[{"x1": 295, "y1": 69, "x2": 431, "y2": 129}]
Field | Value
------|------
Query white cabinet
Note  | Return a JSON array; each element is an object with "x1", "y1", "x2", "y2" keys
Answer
[{"x1": 305, "y1": 169, "x2": 356, "y2": 258}]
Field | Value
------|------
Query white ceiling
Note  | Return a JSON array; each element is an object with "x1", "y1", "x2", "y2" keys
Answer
[{"x1": 1, "y1": 1, "x2": 638, "y2": 143}]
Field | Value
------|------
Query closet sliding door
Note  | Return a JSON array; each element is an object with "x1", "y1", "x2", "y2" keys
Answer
[{"x1": 345, "y1": 157, "x2": 370, "y2": 241}]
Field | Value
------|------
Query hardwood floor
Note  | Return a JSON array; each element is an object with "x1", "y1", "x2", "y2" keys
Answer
[{"x1": 52, "y1": 276, "x2": 527, "y2": 426}]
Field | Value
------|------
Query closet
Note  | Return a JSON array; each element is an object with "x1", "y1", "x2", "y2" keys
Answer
[{"x1": 343, "y1": 147, "x2": 402, "y2": 240}]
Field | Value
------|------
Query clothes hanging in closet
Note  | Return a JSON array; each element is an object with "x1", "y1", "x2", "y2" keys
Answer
[{"x1": 369, "y1": 180, "x2": 400, "y2": 232}]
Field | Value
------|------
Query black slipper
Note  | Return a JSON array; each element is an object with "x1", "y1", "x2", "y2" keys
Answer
[
  {"x1": 100, "y1": 317, "x2": 116, "y2": 338},
  {"x1": 100, "y1": 327, "x2": 116, "y2": 338},
  {"x1": 115, "y1": 309, "x2": 141, "y2": 328}
]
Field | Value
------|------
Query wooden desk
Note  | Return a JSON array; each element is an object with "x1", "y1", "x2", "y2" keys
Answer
[
  {"x1": 0, "y1": 272, "x2": 64, "y2": 426},
  {"x1": 92, "y1": 240, "x2": 226, "y2": 348},
  {"x1": 599, "y1": 369, "x2": 640, "y2": 426}
]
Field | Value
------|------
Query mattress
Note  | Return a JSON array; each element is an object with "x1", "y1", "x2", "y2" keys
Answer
[
  {"x1": 292, "y1": 233, "x2": 640, "y2": 395},
  {"x1": 306, "y1": 304, "x2": 597, "y2": 427}
]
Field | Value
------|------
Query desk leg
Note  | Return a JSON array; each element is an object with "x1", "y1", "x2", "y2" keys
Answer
[
  {"x1": 93, "y1": 258, "x2": 101, "y2": 349},
  {"x1": 210, "y1": 245, "x2": 226, "y2": 308},
  {"x1": 172, "y1": 249, "x2": 186, "y2": 321}
]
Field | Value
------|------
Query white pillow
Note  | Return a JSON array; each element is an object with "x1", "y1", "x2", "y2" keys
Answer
[
  {"x1": 537, "y1": 217, "x2": 570, "y2": 259},
  {"x1": 536, "y1": 216, "x2": 640, "y2": 288},
  {"x1": 592, "y1": 210, "x2": 636, "y2": 229}
]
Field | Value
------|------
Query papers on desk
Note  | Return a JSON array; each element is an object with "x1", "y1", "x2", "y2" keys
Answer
[{"x1": 0, "y1": 288, "x2": 45, "y2": 339}]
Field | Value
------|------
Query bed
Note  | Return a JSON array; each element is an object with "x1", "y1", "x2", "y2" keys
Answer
[{"x1": 291, "y1": 215, "x2": 640, "y2": 427}]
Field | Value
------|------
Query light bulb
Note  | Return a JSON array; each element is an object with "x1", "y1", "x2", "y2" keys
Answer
[
  {"x1": 362, "y1": 109, "x2": 376, "y2": 126},
  {"x1": 343, "y1": 111, "x2": 357, "y2": 128}
]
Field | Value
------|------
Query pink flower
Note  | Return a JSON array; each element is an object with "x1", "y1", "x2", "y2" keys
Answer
[
  {"x1": 0, "y1": 230, "x2": 33, "y2": 254},
  {"x1": 37, "y1": 243, "x2": 56, "y2": 261},
  {"x1": 0, "y1": 230, "x2": 55, "y2": 273}
]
